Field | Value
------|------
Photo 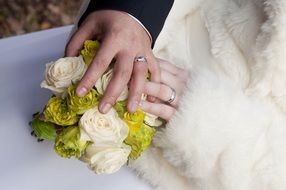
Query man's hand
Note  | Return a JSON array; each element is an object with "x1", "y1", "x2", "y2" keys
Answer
[{"x1": 65, "y1": 10, "x2": 160, "y2": 114}]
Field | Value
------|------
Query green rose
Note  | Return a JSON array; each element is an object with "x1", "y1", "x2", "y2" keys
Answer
[
  {"x1": 67, "y1": 84, "x2": 100, "y2": 115},
  {"x1": 30, "y1": 113, "x2": 56, "y2": 140},
  {"x1": 124, "y1": 123, "x2": 155, "y2": 160},
  {"x1": 80, "y1": 40, "x2": 100, "y2": 65},
  {"x1": 44, "y1": 96, "x2": 79, "y2": 126},
  {"x1": 54, "y1": 126, "x2": 89, "y2": 158}
]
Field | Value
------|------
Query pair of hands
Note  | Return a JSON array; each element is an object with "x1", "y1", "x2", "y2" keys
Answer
[{"x1": 66, "y1": 10, "x2": 187, "y2": 120}]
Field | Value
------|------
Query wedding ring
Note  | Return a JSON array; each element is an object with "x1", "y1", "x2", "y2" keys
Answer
[
  {"x1": 134, "y1": 56, "x2": 147, "y2": 64},
  {"x1": 167, "y1": 87, "x2": 176, "y2": 104}
]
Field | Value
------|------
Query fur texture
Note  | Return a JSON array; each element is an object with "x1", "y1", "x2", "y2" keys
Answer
[
  {"x1": 128, "y1": 0, "x2": 286, "y2": 189},
  {"x1": 76, "y1": 0, "x2": 286, "y2": 189}
]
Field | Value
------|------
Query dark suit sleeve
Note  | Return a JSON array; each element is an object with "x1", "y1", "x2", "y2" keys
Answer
[{"x1": 78, "y1": 0, "x2": 174, "y2": 47}]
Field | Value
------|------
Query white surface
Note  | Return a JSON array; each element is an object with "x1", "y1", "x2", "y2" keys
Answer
[{"x1": 0, "y1": 26, "x2": 151, "y2": 190}]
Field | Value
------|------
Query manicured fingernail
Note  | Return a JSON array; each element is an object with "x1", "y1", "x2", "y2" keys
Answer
[
  {"x1": 100, "y1": 103, "x2": 112, "y2": 114},
  {"x1": 76, "y1": 87, "x2": 87, "y2": 97},
  {"x1": 129, "y1": 101, "x2": 138, "y2": 113}
]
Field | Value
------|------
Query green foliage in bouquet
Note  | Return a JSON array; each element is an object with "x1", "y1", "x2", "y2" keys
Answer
[
  {"x1": 54, "y1": 126, "x2": 90, "y2": 158},
  {"x1": 80, "y1": 40, "x2": 100, "y2": 65},
  {"x1": 67, "y1": 83, "x2": 101, "y2": 115},
  {"x1": 30, "y1": 113, "x2": 56, "y2": 140},
  {"x1": 124, "y1": 123, "x2": 155, "y2": 160}
]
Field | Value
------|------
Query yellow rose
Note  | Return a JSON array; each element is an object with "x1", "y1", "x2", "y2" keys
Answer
[
  {"x1": 67, "y1": 84, "x2": 100, "y2": 115},
  {"x1": 124, "y1": 123, "x2": 155, "y2": 160},
  {"x1": 44, "y1": 96, "x2": 79, "y2": 126},
  {"x1": 81, "y1": 144, "x2": 131, "y2": 174},
  {"x1": 41, "y1": 56, "x2": 87, "y2": 95},
  {"x1": 79, "y1": 107, "x2": 129, "y2": 146},
  {"x1": 95, "y1": 69, "x2": 128, "y2": 101},
  {"x1": 80, "y1": 40, "x2": 100, "y2": 65},
  {"x1": 123, "y1": 109, "x2": 145, "y2": 131}
]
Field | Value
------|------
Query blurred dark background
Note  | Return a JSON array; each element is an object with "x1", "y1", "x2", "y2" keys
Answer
[{"x1": 0, "y1": 0, "x2": 84, "y2": 38}]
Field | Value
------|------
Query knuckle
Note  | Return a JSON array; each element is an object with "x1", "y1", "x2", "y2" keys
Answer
[
  {"x1": 95, "y1": 57, "x2": 109, "y2": 69},
  {"x1": 82, "y1": 75, "x2": 95, "y2": 87},
  {"x1": 103, "y1": 95, "x2": 117, "y2": 106}
]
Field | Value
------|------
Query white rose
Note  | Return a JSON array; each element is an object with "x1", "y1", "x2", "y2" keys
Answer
[
  {"x1": 95, "y1": 69, "x2": 128, "y2": 101},
  {"x1": 79, "y1": 107, "x2": 129, "y2": 146},
  {"x1": 41, "y1": 56, "x2": 87, "y2": 95},
  {"x1": 144, "y1": 112, "x2": 163, "y2": 127},
  {"x1": 81, "y1": 144, "x2": 131, "y2": 174}
]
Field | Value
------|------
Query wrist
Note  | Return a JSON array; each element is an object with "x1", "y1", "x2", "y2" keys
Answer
[
  {"x1": 121, "y1": 12, "x2": 153, "y2": 45},
  {"x1": 78, "y1": 0, "x2": 174, "y2": 47}
]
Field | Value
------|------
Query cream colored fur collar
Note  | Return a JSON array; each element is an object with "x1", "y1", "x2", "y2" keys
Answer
[{"x1": 129, "y1": 0, "x2": 286, "y2": 189}]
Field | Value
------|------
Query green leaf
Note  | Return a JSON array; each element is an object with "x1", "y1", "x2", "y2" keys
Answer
[{"x1": 31, "y1": 117, "x2": 56, "y2": 141}]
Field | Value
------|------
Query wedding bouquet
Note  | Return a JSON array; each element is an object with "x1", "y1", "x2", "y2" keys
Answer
[{"x1": 30, "y1": 40, "x2": 162, "y2": 174}]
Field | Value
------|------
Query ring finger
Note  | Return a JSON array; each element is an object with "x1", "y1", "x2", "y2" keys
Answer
[
  {"x1": 127, "y1": 55, "x2": 149, "y2": 113},
  {"x1": 144, "y1": 81, "x2": 178, "y2": 106},
  {"x1": 139, "y1": 100, "x2": 175, "y2": 121}
]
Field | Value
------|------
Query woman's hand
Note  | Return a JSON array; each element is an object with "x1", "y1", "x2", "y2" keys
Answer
[{"x1": 140, "y1": 58, "x2": 189, "y2": 121}]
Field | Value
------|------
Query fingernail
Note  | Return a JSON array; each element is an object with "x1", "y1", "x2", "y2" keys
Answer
[
  {"x1": 100, "y1": 103, "x2": 112, "y2": 114},
  {"x1": 76, "y1": 87, "x2": 87, "y2": 97},
  {"x1": 129, "y1": 100, "x2": 138, "y2": 113}
]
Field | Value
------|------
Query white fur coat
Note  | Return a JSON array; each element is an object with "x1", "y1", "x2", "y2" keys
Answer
[
  {"x1": 128, "y1": 0, "x2": 286, "y2": 189},
  {"x1": 77, "y1": 0, "x2": 286, "y2": 189}
]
